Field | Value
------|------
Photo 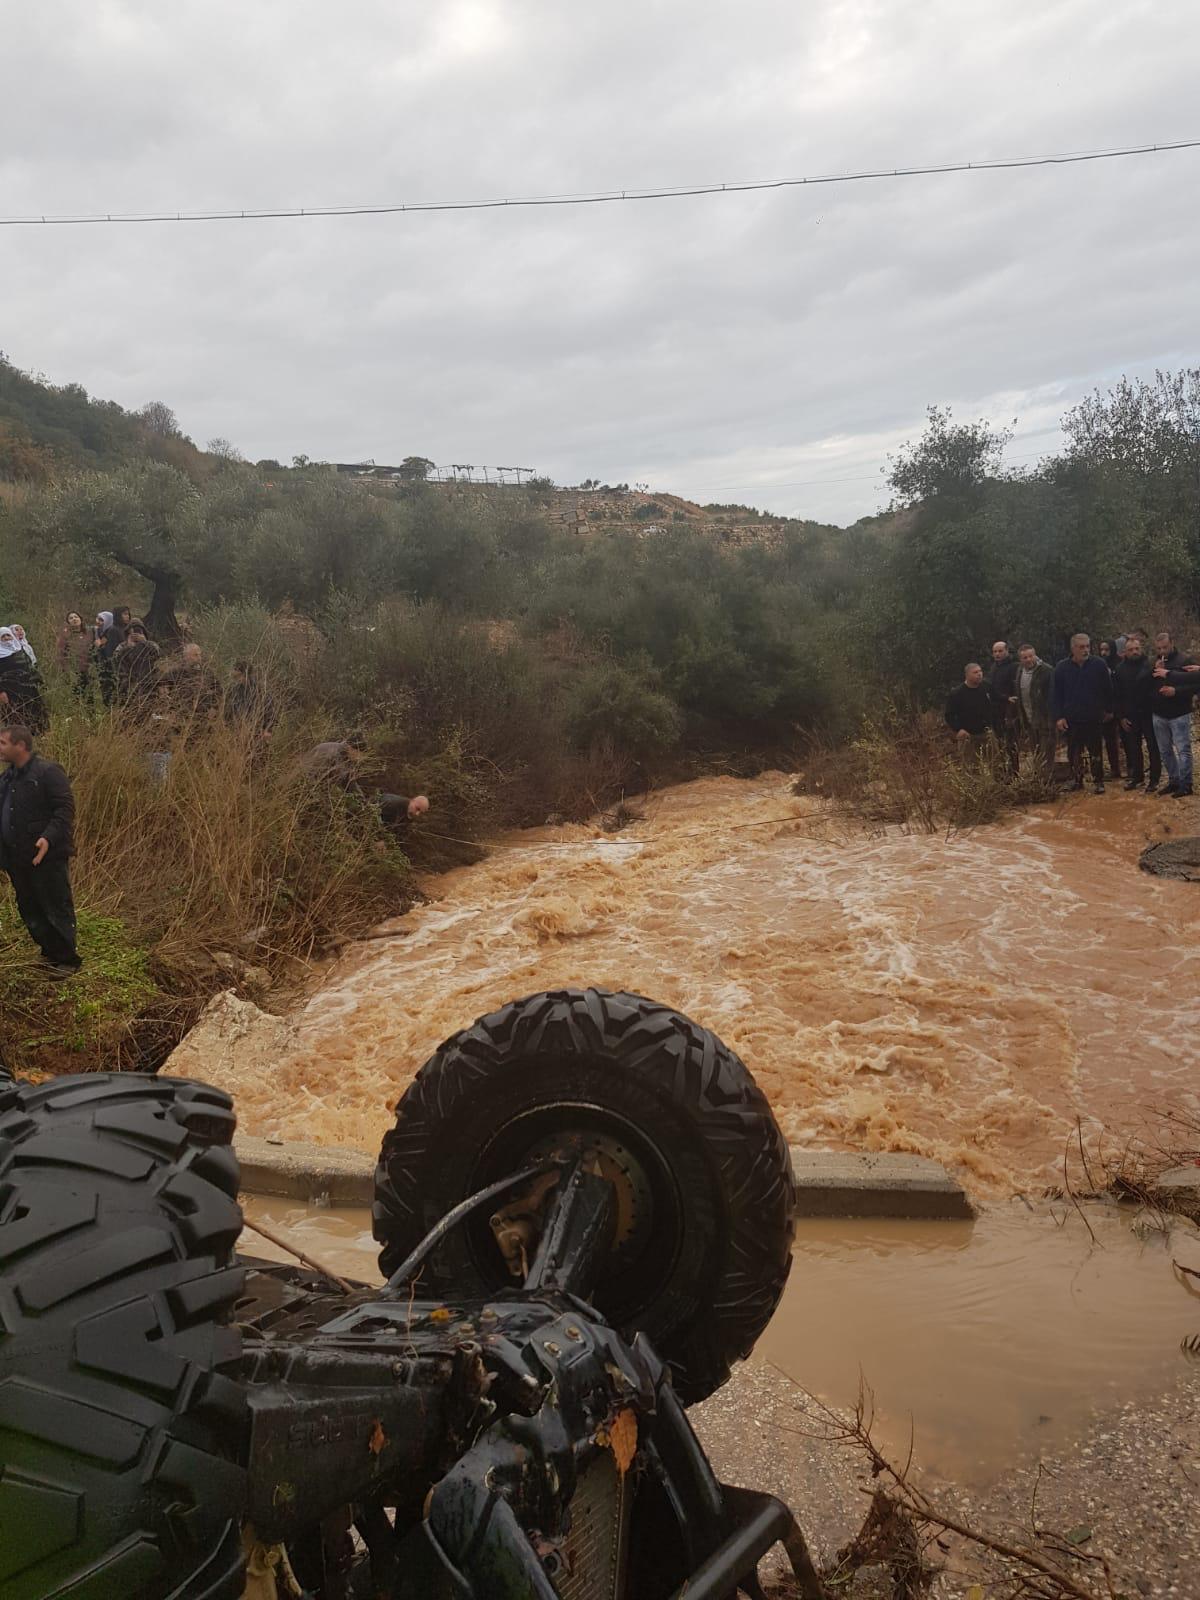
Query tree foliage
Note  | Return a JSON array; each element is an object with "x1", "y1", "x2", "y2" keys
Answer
[
  {"x1": 33, "y1": 463, "x2": 202, "y2": 635},
  {"x1": 137, "y1": 400, "x2": 183, "y2": 439},
  {"x1": 872, "y1": 380, "x2": 1200, "y2": 691},
  {"x1": 1, "y1": 359, "x2": 1197, "y2": 754},
  {"x1": 887, "y1": 406, "x2": 1011, "y2": 510}
]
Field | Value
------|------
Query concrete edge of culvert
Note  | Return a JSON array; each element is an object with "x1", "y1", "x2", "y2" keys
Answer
[
  {"x1": 788, "y1": 1150, "x2": 975, "y2": 1219},
  {"x1": 235, "y1": 1136, "x2": 975, "y2": 1220},
  {"x1": 236, "y1": 1134, "x2": 377, "y2": 1206}
]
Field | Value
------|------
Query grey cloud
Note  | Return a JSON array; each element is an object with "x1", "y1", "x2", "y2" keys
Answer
[{"x1": 2, "y1": 0, "x2": 1197, "y2": 521}]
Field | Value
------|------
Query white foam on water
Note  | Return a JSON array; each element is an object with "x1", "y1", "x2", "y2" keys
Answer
[{"x1": 201, "y1": 774, "x2": 1200, "y2": 1191}]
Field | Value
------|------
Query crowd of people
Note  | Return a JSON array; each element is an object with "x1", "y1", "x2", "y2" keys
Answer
[
  {"x1": 0, "y1": 606, "x2": 430, "y2": 981},
  {"x1": 945, "y1": 631, "x2": 1198, "y2": 797},
  {"x1": 0, "y1": 605, "x2": 272, "y2": 742}
]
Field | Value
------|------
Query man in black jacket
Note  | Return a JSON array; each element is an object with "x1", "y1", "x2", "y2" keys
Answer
[
  {"x1": 1114, "y1": 634, "x2": 1161, "y2": 791},
  {"x1": 945, "y1": 663, "x2": 994, "y2": 760},
  {"x1": 0, "y1": 725, "x2": 81, "y2": 974},
  {"x1": 988, "y1": 641, "x2": 1020, "y2": 775},
  {"x1": 1150, "y1": 631, "x2": 1198, "y2": 797}
]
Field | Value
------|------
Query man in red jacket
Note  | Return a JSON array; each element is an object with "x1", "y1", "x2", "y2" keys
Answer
[{"x1": 0, "y1": 724, "x2": 80, "y2": 975}]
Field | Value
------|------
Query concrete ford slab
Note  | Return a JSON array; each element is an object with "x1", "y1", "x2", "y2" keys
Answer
[{"x1": 788, "y1": 1149, "x2": 975, "y2": 1220}]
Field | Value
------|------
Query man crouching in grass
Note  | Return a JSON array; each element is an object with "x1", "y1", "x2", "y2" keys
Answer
[{"x1": 0, "y1": 724, "x2": 81, "y2": 977}]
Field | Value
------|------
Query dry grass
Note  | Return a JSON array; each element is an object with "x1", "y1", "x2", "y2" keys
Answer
[
  {"x1": 1092, "y1": 1107, "x2": 1200, "y2": 1226},
  {"x1": 793, "y1": 706, "x2": 1059, "y2": 835},
  {"x1": 1, "y1": 698, "x2": 412, "y2": 1074}
]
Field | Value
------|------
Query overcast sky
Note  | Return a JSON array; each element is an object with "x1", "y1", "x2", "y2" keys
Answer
[{"x1": 2, "y1": 1, "x2": 1196, "y2": 524}]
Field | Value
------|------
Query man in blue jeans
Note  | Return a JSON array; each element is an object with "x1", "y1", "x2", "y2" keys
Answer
[
  {"x1": 1150, "y1": 630, "x2": 1197, "y2": 797},
  {"x1": 1051, "y1": 634, "x2": 1114, "y2": 794}
]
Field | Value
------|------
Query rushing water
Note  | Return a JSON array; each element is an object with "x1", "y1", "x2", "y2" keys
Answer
[{"x1": 210, "y1": 774, "x2": 1199, "y2": 1194}]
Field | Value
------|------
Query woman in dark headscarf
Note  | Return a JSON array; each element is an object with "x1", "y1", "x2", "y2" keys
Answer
[{"x1": 0, "y1": 625, "x2": 48, "y2": 733}]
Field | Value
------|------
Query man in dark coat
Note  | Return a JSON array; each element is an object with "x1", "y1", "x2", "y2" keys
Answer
[
  {"x1": 987, "y1": 640, "x2": 1020, "y2": 775},
  {"x1": 0, "y1": 725, "x2": 81, "y2": 974},
  {"x1": 1114, "y1": 634, "x2": 1161, "y2": 791},
  {"x1": 945, "y1": 663, "x2": 993, "y2": 761},
  {"x1": 1097, "y1": 639, "x2": 1123, "y2": 781},
  {"x1": 159, "y1": 642, "x2": 221, "y2": 745},
  {"x1": 1051, "y1": 633, "x2": 1113, "y2": 794}
]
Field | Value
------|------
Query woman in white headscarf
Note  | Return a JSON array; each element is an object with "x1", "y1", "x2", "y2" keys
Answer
[
  {"x1": 9, "y1": 624, "x2": 37, "y2": 667},
  {"x1": 93, "y1": 610, "x2": 118, "y2": 706},
  {"x1": 0, "y1": 625, "x2": 48, "y2": 733}
]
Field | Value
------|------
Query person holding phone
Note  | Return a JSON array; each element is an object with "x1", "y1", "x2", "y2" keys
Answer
[{"x1": 1150, "y1": 630, "x2": 1198, "y2": 797}]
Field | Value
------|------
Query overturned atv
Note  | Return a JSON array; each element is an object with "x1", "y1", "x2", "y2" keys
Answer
[{"x1": 0, "y1": 987, "x2": 820, "y2": 1599}]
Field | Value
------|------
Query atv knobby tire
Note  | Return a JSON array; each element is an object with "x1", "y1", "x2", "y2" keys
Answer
[
  {"x1": 0, "y1": 1073, "x2": 248, "y2": 1600},
  {"x1": 373, "y1": 988, "x2": 795, "y2": 1404}
]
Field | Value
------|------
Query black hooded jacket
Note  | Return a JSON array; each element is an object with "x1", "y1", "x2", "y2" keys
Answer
[
  {"x1": 1152, "y1": 649, "x2": 1198, "y2": 720},
  {"x1": 0, "y1": 654, "x2": 47, "y2": 734},
  {"x1": 0, "y1": 755, "x2": 75, "y2": 868}
]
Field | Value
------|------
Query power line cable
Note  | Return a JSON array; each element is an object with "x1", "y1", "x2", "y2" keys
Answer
[{"x1": 2, "y1": 139, "x2": 1197, "y2": 227}]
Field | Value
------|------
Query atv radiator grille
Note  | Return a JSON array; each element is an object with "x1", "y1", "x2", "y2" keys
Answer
[{"x1": 556, "y1": 1450, "x2": 629, "y2": 1600}]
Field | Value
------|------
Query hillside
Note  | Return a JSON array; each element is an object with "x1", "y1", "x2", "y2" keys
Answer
[
  {"x1": 0, "y1": 357, "x2": 828, "y2": 545},
  {"x1": 0, "y1": 355, "x2": 1194, "y2": 1080},
  {"x1": 0, "y1": 354, "x2": 209, "y2": 486}
]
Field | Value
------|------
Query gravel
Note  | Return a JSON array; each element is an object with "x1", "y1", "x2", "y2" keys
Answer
[{"x1": 692, "y1": 1360, "x2": 1200, "y2": 1598}]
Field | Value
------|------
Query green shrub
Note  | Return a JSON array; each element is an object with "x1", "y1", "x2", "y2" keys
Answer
[
  {"x1": 798, "y1": 705, "x2": 1057, "y2": 835},
  {"x1": 564, "y1": 660, "x2": 682, "y2": 760}
]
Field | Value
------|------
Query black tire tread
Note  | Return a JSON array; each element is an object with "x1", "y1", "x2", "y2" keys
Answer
[
  {"x1": 0, "y1": 1073, "x2": 247, "y2": 1600},
  {"x1": 373, "y1": 987, "x2": 794, "y2": 1404}
]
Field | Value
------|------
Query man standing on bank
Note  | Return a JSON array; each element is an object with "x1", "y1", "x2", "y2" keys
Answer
[
  {"x1": 1150, "y1": 630, "x2": 1198, "y2": 798},
  {"x1": 1014, "y1": 644, "x2": 1055, "y2": 777},
  {"x1": 1114, "y1": 633, "x2": 1161, "y2": 792},
  {"x1": 1051, "y1": 633, "x2": 1113, "y2": 794},
  {"x1": 988, "y1": 640, "x2": 1020, "y2": 776},
  {"x1": 945, "y1": 663, "x2": 994, "y2": 759},
  {"x1": 0, "y1": 725, "x2": 81, "y2": 975}
]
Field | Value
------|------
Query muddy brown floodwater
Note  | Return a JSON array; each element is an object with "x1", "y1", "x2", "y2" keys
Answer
[
  {"x1": 241, "y1": 1198, "x2": 1200, "y2": 1487},
  {"x1": 216, "y1": 774, "x2": 1199, "y2": 1194}
]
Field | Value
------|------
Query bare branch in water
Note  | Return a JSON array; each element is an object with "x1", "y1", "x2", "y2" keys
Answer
[
  {"x1": 1075, "y1": 1118, "x2": 1098, "y2": 1195},
  {"x1": 769, "y1": 1377, "x2": 1125, "y2": 1600},
  {"x1": 1061, "y1": 1128, "x2": 1099, "y2": 1250}
]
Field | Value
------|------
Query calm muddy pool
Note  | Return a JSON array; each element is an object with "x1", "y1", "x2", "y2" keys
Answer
[{"x1": 241, "y1": 1197, "x2": 1200, "y2": 1486}]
